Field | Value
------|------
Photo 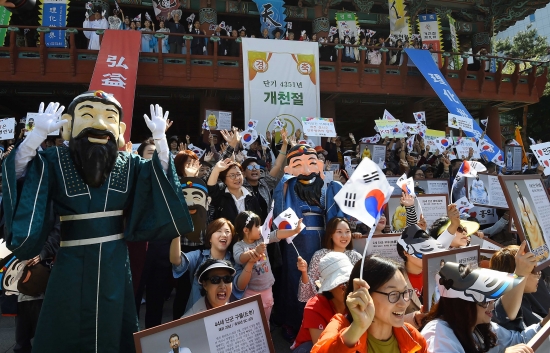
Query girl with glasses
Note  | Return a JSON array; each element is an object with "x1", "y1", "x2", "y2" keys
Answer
[
  {"x1": 311, "y1": 255, "x2": 427, "y2": 352},
  {"x1": 207, "y1": 158, "x2": 262, "y2": 224},
  {"x1": 421, "y1": 263, "x2": 542, "y2": 353},
  {"x1": 183, "y1": 259, "x2": 236, "y2": 316}
]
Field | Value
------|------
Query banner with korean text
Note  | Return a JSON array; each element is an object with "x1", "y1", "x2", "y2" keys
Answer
[
  {"x1": 405, "y1": 48, "x2": 503, "y2": 165},
  {"x1": 242, "y1": 38, "x2": 320, "y2": 143},
  {"x1": 40, "y1": 0, "x2": 69, "y2": 48},
  {"x1": 388, "y1": 0, "x2": 410, "y2": 41},
  {"x1": 252, "y1": 0, "x2": 287, "y2": 38},
  {"x1": 418, "y1": 14, "x2": 442, "y2": 67},
  {"x1": 0, "y1": 7, "x2": 11, "y2": 47},
  {"x1": 89, "y1": 30, "x2": 141, "y2": 143}
]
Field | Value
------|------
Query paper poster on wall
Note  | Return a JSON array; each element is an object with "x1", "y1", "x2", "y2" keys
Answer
[
  {"x1": 205, "y1": 110, "x2": 232, "y2": 131},
  {"x1": 422, "y1": 246, "x2": 480, "y2": 312},
  {"x1": 134, "y1": 295, "x2": 275, "y2": 353},
  {"x1": 465, "y1": 173, "x2": 508, "y2": 209},
  {"x1": 0, "y1": 118, "x2": 15, "y2": 140},
  {"x1": 353, "y1": 234, "x2": 402, "y2": 264},
  {"x1": 499, "y1": 175, "x2": 550, "y2": 270},
  {"x1": 300, "y1": 117, "x2": 336, "y2": 137}
]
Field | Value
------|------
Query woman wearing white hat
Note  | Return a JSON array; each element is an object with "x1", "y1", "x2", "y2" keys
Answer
[{"x1": 292, "y1": 252, "x2": 353, "y2": 352}]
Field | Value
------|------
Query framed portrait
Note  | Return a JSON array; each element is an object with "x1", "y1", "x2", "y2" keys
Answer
[
  {"x1": 133, "y1": 295, "x2": 275, "y2": 353},
  {"x1": 359, "y1": 143, "x2": 386, "y2": 166},
  {"x1": 499, "y1": 175, "x2": 550, "y2": 270},
  {"x1": 527, "y1": 320, "x2": 550, "y2": 352},
  {"x1": 504, "y1": 145, "x2": 523, "y2": 172},
  {"x1": 465, "y1": 173, "x2": 508, "y2": 209},
  {"x1": 422, "y1": 246, "x2": 480, "y2": 312}
]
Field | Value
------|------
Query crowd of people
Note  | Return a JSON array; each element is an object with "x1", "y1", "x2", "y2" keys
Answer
[{"x1": 2, "y1": 107, "x2": 550, "y2": 353}]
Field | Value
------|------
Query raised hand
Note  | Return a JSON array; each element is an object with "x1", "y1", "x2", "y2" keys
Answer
[
  {"x1": 214, "y1": 158, "x2": 233, "y2": 172},
  {"x1": 204, "y1": 152, "x2": 214, "y2": 163},
  {"x1": 185, "y1": 159, "x2": 200, "y2": 177},
  {"x1": 514, "y1": 241, "x2": 537, "y2": 277},
  {"x1": 124, "y1": 142, "x2": 133, "y2": 153},
  {"x1": 165, "y1": 119, "x2": 173, "y2": 132},
  {"x1": 178, "y1": 142, "x2": 187, "y2": 152},
  {"x1": 346, "y1": 279, "x2": 375, "y2": 331},
  {"x1": 417, "y1": 214, "x2": 427, "y2": 230},
  {"x1": 297, "y1": 256, "x2": 307, "y2": 273},
  {"x1": 281, "y1": 128, "x2": 288, "y2": 145},
  {"x1": 400, "y1": 192, "x2": 414, "y2": 207},
  {"x1": 333, "y1": 169, "x2": 341, "y2": 180},
  {"x1": 34, "y1": 102, "x2": 68, "y2": 138},
  {"x1": 288, "y1": 135, "x2": 297, "y2": 147},
  {"x1": 143, "y1": 104, "x2": 168, "y2": 139}
]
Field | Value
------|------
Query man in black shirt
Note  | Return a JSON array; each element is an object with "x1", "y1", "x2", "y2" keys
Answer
[
  {"x1": 166, "y1": 10, "x2": 186, "y2": 54},
  {"x1": 190, "y1": 20, "x2": 206, "y2": 55}
]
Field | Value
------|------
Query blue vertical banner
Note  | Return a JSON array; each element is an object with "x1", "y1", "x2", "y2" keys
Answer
[
  {"x1": 40, "y1": 0, "x2": 69, "y2": 48},
  {"x1": 252, "y1": 0, "x2": 286, "y2": 38},
  {"x1": 404, "y1": 48, "x2": 504, "y2": 165}
]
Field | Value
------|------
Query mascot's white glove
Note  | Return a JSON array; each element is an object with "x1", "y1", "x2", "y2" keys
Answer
[
  {"x1": 14, "y1": 102, "x2": 68, "y2": 179},
  {"x1": 27, "y1": 102, "x2": 68, "y2": 149},
  {"x1": 143, "y1": 104, "x2": 169, "y2": 171}
]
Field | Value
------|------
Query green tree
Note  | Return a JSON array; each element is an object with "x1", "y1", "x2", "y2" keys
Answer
[{"x1": 493, "y1": 24, "x2": 550, "y2": 95}]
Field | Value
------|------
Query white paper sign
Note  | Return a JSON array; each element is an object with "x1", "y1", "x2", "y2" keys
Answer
[
  {"x1": 0, "y1": 118, "x2": 16, "y2": 140},
  {"x1": 300, "y1": 117, "x2": 336, "y2": 137},
  {"x1": 469, "y1": 233, "x2": 502, "y2": 250},
  {"x1": 25, "y1": 113, "x2": 61, "y2": 137},
  {"x1": 448, "y1": 113, "x2": 474, "y2": 132},
  {"x1": 468, "y1": 206, "x2": 498, "y2": 226},
  {"x1": 205, "y1": 110, "x2": 232, "y2": 131},
  {"x1": 531, "y1": 142, "x2": 550, "y2": 176}
]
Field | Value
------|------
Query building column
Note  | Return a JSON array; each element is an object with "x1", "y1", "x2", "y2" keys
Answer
[
  {"x1": 483, "y1": 106, "x2": 501, "y2": 149},
  {"x1": 320, "y1": 100, "x2": 335, "y2": 145},
  {"x1": 312, "y1": 5, "x2": 329, "y2": 38}
]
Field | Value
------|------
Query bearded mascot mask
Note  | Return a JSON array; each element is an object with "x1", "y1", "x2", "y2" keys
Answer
[
  {"x1": 283, "y1": 145, "x2": 325, "y2": 207},
  {"x1": 438, "y1": 262, "x2": 524, "y2": 304},
  {"x1": 180, "y1": 177, "x2": 209, "y2": 243},
  {"x1": 61, "y1": 91, "x2": 126, "y2": 188}
]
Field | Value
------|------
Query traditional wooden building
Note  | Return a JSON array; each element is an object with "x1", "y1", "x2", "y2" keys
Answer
[{"x1": 1, "y1": 0, "x2": 548, "y2": 145}]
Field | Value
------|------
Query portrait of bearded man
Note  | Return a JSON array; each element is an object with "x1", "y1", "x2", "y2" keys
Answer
[
  {"x1": 2, "y1": 90, "x2": 193, "y2": 353},
  {"x1": 272, "y1": 144, "x2": 344, "y2": 334}
]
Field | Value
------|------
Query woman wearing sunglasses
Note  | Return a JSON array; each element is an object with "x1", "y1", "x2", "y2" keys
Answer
[
  {"x1": 430, "y1": 204, "x2": 482, "y2": 249},
  {"x1": 311, "y1": 255, "x2": 428, "y2": 353},
  {"x1": 183, "y1": 259, "x2": 236, "y2": 316},
  {"x1": 421, "y1": 262, "x2": 542, "y2": 353}
]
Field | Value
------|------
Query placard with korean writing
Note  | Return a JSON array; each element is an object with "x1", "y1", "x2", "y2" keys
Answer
[
  {"x1": 242, "y1": 38, "x2": 320, "y2": 146},
  {"x1": 300, "y1": 117, "x2": 336, "y2": 137},
  {"x1": 359, "y1": 143, "x2": 386, "y2": 166},
  {"x1": 0, "y1": 118, "x2": 15, "y2": 140},
  {"x1": 448, "y1": 113, "x2": 474, "y2": 133},
  {"x1": 415, "y1": 179, "x2": 449, "y2": 195},
  {"x1": 205, "y1": 110, "x2": 232, "y2": 131},
  {"x1": 134, "y1": 295, "x2": 275, "y2": 353},
  {"x1": 499, "y1": 175, "x2": 550, "y2": 270},
  {"x1": 422, "y1": 246, "x2": 480, "y2": 312},
  {"x1": 41, "y1": 0, "x2": 68, "y2": 48},
  {"x1": 374, "y1": 120, "x2": 405, "y2": 138},
  {"x1": 386, "y1": 194, "x2": 447, "y2": 233},
  {"x1": 353, "y1": 234, "x2": 402, "y2": 264},
  {"x1": 465, "y1": 173, "x2": 508, "y2": 209},
  {"x1": 468, "y1": 206, "x2": 498, "y2": 226}
]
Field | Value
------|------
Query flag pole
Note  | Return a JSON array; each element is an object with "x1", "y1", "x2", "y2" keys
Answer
[
  {"x1": 291, "y1": 242, "x2": 300, "y2": 257},
  {"x1": 360, "y1": 215, "x2": 379, "y2": 281}
]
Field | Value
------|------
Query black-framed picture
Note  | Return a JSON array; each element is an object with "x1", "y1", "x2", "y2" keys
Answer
[
  {"x1": 386, "y1": 194, "x2": 448, "y2": 233},
  {"x1": 528, "y1": 320, "x2": 550, "y2": 352},
  {"x1": 133, "y1": 295, "x2": 274, "y2": 353},
  {"x1": 504, "y1": 145, "x2": 523, "y2": 172},
  {"x1": 465, "y1": 173, "x2": 508, "y2": 209},
  {"x1": 499, "y1": 175, "x2": 550, "y2": 270}
]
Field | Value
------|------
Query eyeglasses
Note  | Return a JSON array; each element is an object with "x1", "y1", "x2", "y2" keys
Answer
[
  {"x1": 226, "y1": 173, "x2": 243, "y2": 180},
  {"x1": 457, "y1": 226, "x2": 468, "y2": 233},
  {"x1": 205, "y1": 275, "x2": 234, "y2": 284},
  {"x1": 476, "y1": 301, "x2": 494, "y2": 309},
  {"x1": 246, "y1": 165, "x2": 261, "y2": 171},
  {"x1": 372, "y1": 289, "x2": 413, "y2": 303}
]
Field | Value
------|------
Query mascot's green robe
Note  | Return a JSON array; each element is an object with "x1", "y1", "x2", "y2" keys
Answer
[{"x1": 2, "y1": 145, "x2": 193, "y2": 353}]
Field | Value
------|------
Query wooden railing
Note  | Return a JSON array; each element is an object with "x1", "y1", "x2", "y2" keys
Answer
[{"x1": 1, "y1": 25, "x2": 548, "y2": 101}]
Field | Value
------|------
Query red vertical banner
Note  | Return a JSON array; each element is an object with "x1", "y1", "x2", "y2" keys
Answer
[{"x1": 89, "y1": 30, "x2": 141, "y2": 144}]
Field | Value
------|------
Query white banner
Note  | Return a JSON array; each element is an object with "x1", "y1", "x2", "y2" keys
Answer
[
  {"x1": 301, "y1": 117, "x2": 336, "y2": 137},
  {"x1": 531, "y1": 142, "x2": 550, "y2": 176},
  {"x1": 0, "y1": 117, "x2": 15, "y2": 140},
  {"x1": 448, "y1": 113, "x2": 474, "y2": 132},
  {"x1": 242, "y1": 38, "x2": 320, "y2": 145}
]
